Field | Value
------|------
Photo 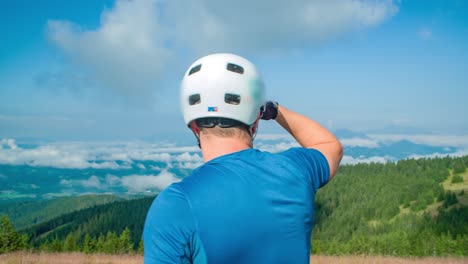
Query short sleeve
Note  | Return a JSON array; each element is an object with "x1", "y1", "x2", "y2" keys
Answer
[
  {"x1": 143, "y1": 185, "x2": 200, "y2": 264},
  {"x1": 281, "y1": 148, "x2": 330, "y2": 192}
]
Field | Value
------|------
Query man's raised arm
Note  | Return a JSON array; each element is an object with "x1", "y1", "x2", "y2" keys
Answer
[{"x1": 275, "y1": 105, "x2": 343, "y2": 179}]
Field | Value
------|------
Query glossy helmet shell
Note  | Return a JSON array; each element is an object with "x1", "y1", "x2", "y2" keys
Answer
[{"x1": 180, "y1": 53, "x2": 265, "y2": 126}]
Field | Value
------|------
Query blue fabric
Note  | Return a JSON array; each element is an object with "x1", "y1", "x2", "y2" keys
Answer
[{"x1": 143, "y1": 148, "x2": 330, "y2": 264}]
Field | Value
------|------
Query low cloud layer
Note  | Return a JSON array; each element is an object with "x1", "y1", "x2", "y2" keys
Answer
[
  {"x1": 0, "y1": 139, "x2": 201, "y2": 169},
  {"x1": 61, "y1": 171, "x2": 180, "y2": 192},
  {"x1": 47, "y1": 0, "x2": 399, "y2": 100},
  {"x1": 1, "y1": 132, "x2": 466, "y2": 170}
]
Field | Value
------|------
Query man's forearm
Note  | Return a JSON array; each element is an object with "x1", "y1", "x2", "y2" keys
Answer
[{"x1": 275, "y1": 105, "x2": 343, "y2": 178}]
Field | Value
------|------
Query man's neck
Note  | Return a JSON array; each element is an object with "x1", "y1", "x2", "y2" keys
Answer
[{"x1": 200, "y1": 136, "x2": 252, "y2": 162}]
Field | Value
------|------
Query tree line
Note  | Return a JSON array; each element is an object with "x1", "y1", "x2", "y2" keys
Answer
[{"x1": 1, "y1": 214, "x2": 143, "y2": 254}]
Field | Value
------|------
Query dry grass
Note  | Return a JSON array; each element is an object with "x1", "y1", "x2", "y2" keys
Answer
[
  {"x1": 0, "y1": 252, "x2": 143, "y2": 264},
  {"x1": 310, "y1": 255, "x2": 468, "y2": 264},
  {"x1": 1, "y1": 252, "x2": 466, "y2": 264}
]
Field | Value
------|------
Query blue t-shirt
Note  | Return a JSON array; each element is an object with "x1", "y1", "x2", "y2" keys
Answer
[{"x1": 143, "y1": 148, "x2": 330, "y2": 264}]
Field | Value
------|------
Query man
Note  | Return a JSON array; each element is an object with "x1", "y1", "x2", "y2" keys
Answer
[{"x1": 143, "y1": 53, "x2": 343, "y2": 263}]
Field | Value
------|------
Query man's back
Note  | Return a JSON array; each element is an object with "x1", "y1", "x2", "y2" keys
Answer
[{"x1": 144, "y1": 147, "x2": 329, "y2": 263}]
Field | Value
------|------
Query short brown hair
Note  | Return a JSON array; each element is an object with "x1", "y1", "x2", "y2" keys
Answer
[{"x1": 199, "y1": 125, "x2": 250, "y2": 139}]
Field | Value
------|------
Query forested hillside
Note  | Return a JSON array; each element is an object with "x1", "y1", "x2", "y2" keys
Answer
[
  {"x1": 2, "y1": 156, "x2": 467, "y2": 256},
  {"x1": 0, "y1": 194, "x2": 123, "y2": 230},
  {"x1": 23, "y1": 196, "x2": 155, "y2": 250},
  {"x1": 312, "y1": 156, "x2": 468, "y2": 256}
]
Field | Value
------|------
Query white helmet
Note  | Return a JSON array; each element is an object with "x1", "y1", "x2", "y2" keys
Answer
[{"x1": 180, "y1": 53, "x2": 265, "y2": 127}]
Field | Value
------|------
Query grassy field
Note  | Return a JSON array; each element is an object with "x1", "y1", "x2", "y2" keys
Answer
[{"x1": 0, "y1": 252, "x2": 466, "y2": 264}]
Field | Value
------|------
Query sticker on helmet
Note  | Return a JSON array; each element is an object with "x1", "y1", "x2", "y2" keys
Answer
[{"x1": 208, "y1": 107, "x2": 218, "y2": 112}]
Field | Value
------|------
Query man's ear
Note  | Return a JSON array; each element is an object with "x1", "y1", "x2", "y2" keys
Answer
[
  {"x1": 249, "y1": 112, "x2": 262, "y2": 138},
  {"x1": 189, "y1": 121, "x2": 201, "y2": 148},
  {"x1": 189, "y1": 121, "x2": 200, "y2": 136}
]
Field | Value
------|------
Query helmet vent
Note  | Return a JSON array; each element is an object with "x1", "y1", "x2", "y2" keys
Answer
[
  {"x1": 226, "y1": 63, "x2": 244, "y2": 74},
  {"x1": 225, "y1": 93, "x2": 241, "y2": 105},
  {"x1": 189, "y1": 94, "x2": 201, "y2": 105},
  {"x1": 188, "y1": 64, "x2": 202, "y2": 76}
]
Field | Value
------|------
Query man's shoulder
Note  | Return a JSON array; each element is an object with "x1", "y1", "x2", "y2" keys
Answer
[{"x1": 154, "y1": 183, "x2": 189, "y2": 206}]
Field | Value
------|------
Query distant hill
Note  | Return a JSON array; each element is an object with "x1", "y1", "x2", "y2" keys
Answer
[
  {"x1": 344, "y1": 139, "x2": 456, "y2": 160},
  {"x1": 24, "y1": 196, "x2": 155, "y2": 248},
  {"x1": 0, "y1": 194, "x2": 124, "y2": 230}
]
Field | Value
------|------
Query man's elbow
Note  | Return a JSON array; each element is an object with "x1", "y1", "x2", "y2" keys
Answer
[
  {"x1": 335, "y1": 140, "x2": 344, "y2": 162},
  {"x1": 329, "y1": 140, "x2": 343, "y2": 179}
]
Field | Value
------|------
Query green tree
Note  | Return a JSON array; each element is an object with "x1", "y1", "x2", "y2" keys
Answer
[
  {"x1": 83, "y1": 234, "x2": 96, "y2": 254},
  {"x1": 138, "y1": 239, "x2": 144, "y2": 255},
  {"x1": 452, "y1": 160, "x2": 466, "y2": 174},
  {"x1": 118, "y1": 227, "x2": 133, "y2": 254},
  {"x1": 96, "y1": 233, "x2": 105, "y2": 253},
  {"x1": 63, "y1": 232, "x2": 78, "y2": 252},
  {"x1": 444, "y1": 192, "x2": 458, "y2": 207},
  {"x1": 49, "y1": 236, "x2": 62, "y2": 252},
  {"x1": 0, "y1": 215, "x2": 23, "y2": 253},
  {"x1": 103, "y1": 231, "x2": 119, "y2": 254},
  {"x1": 452, "y1": 175, "x2": 463, "y2": 184},
  {"x1": 39, "y1": 239, "x2": 50, "y2": 252}
]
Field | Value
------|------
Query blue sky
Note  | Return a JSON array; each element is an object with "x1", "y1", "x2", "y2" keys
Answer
[{"x1": 1, "y1": 0, "x2": 467, "y2": 142}]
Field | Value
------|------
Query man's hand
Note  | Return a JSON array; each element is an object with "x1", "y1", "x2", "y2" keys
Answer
[{"x1": 260, "y1": 101, "x2": 279, "y2": 120}]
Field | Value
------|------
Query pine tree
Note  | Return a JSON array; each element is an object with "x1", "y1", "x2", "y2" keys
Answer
[
  {"x1": 0, "y1": 215, "x2": 22, "y2": 253},
  {"x1": 452, "y1": 160, "x2": 466, "y2": 174},
  {"x1": 138, "y1": 239, "x2": 144, "y2": 255},
  {"x1": 83, "y1": 234, "x2": 96, "y2": 254},
  {"x1": 39, "y1": 239, "x2": 50, "y2": 252},
  {"x1": 50, "y1": 236, "x2": 62, "y2": 252},
  {"x1": 96, "y1": 233, "x2": 105, "y2": 253},
  {"x1": 63, "y1": 232, "x2": 78, "y2": 252},
  {"x1": 104, "y1": 231, "x2": 119, "y2": 254},
  {"x1": 19, "y1": 233, "x2": 29, "y2": 250},
  {"x1": 119, "y1": 227, "x2": 133, "y2": 254}
]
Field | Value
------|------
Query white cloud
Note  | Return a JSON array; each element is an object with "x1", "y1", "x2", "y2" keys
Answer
[
  {"x1": 341, "y1": 137, "x2": 379, "y2": 148},
  {"x1": 105, "y1": 174, "x2": 121, "y2": 186},
  {"x1": 418, "y1": 27, "x2": 432, "y2": 40},
  {"x1": 256, "y1": 134, "x2": 291, "y2": 141},
  {"x1": 60, "y1": 179, "x2": 71, "y2": 186},
  {"x1": 178, "y1": 162, "x2": 204, "y2": 169},
  {"x1": 60, "y1": 171, "x2": 180, "y2": 192},
  {"x1": 257, "y1": 141, "x2": 300, "y2": 153},
  {"x1": 167, "y1": 0, "x2": 399, "y2": 52},
  {"x1": 341, "y1": 155, "x2": 390, "y2": 165},
  {"x1": 80, "y1": 175, "x2": 103, "y2": 189},
  {"x1": 0, "y1": 138, "x2": 18, "y2": 150},
  {"x1": 174, "y1": 152, "x2": 202, "y2": 163},
  {"x1": 47, "y1": 0, "x2": 170, "y2": 101},
  {"x1": 408, "y1": 149, "x2": 468, "y2": 160},
  {"x1": 47, "y1": 0, "x2": 398, "y2": 100},
  {"x1": 121, "y1": 171, "x2": 181, "y2": 192}
]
